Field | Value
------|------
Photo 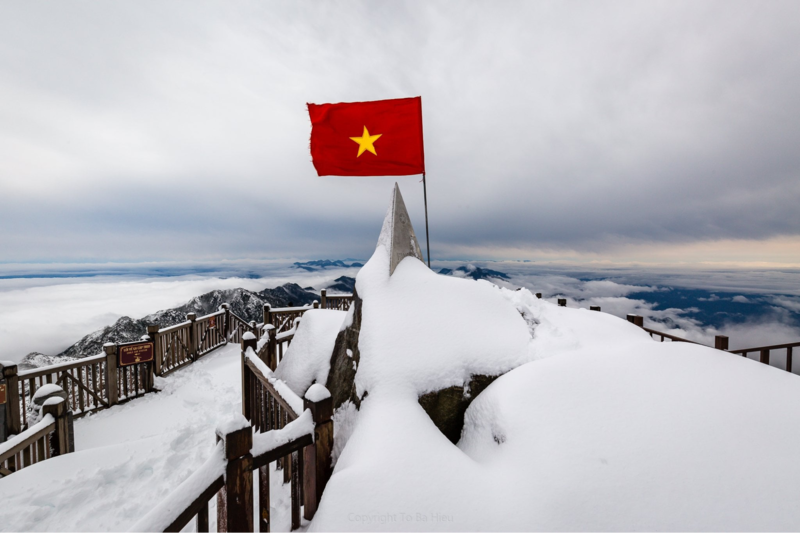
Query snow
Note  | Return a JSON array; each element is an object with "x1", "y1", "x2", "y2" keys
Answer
[
  {"x1": 41, "y1": 396, "x2": 64, "y2": 407},
  {"x1": 246, "y1": 348, "x2": 304, "y2": 416},
  {"x1": 216, "y1": 413, "x2": 250, "y2": 437},
  {"x1": 0, "y1": 414, "x2": 54, "y2": 457},
  {"x1": 242, "y1": 331, "x2": 256, "y2": 341},
  {"x1": 274, "y1": 309, "x2": 346, "y2": 397},
  {"x1": 302, "y1": 243, "x2": 800, "y2": 531},
  {"x1": 32, "y1": 383, "x2": 66, "y2": 402},
  {"x1": 304, "y1": 383, "x2": 331, "y2": 402},
  {"x1": 0, "y1": 344, "x2": 296, "y2": 532},
  {"x1": 130, "y1": 442, "x2": 225, "y2": 532},
  {"x1": 252, "y1": 410, "x2": 314, "y2": 458},
  {"x1": 6, "y1": 245, "x2": 800, "y2": 530}
]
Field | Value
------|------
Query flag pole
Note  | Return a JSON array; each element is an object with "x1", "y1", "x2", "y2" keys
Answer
[{"x1": 422, "y1": 172, "x2": 431, "y2": 267}]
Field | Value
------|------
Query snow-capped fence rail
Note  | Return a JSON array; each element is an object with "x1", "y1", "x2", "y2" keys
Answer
[
  {"x1": 241, "y1": 337, "x2": 333, "y2": 530},
  {"x1": 320, "y1": 288, "x2": 353, "y2": 311},
  {"x1": 130, "y1": 382, "x2": 331, "y2": 533},
  {"x1": 266, "y1": 303, "x2": 314, "y2": 334},
  {"x1": 0, "y1": 395, "x2": 71, "y2": 478},
  {"x1": 15, "y1": 354, "x2": 109, "y2": 429},
  {"x1": 625, "y1": 313, "x2": 800, "y2": 374}
]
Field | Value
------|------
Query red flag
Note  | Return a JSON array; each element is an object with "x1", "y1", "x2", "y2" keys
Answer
[{"x1": 307, "y1": 97, "x2": 425, "y2": 176}]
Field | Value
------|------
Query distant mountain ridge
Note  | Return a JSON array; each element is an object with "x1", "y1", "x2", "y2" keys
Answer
[
  {"x1": 438, "y1": 265, "x2": 510, "y2": 281},
  {"x1": 292, "y1": 259, "x2": 363, "y2": 272},
  {"x1": 19, "y1": 283, "x2": 319, "y2": 371}
]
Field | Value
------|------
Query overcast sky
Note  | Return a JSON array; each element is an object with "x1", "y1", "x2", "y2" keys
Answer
[{"x1": 2, "y1": 1, "x2": 799, "y2": 266}]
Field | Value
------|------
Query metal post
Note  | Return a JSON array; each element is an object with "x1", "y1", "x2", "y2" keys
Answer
[{"x1": 422, "y1": 172, "x2": 431, "y2": 268}]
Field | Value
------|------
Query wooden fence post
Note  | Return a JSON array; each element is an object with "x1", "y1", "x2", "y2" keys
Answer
[
  {"x1": 42, "y1": 396, "x2": 72, "y2": 456},
  {"x1": 187, "y1": 313, "x2": 198, "y2": 361},
  {"x1": 633, "y1": 315, "x2": 644, "y2": 327},
  {"x1": 216, "y1": 422, "x2": 253, "y2": 533},
  {"x1": 535, "y1": 293, "x2": 542, "y2": 299},
  {"x1": 1, "y1": 362, "x2": 21, "y2": 438},
  {"x1": 320, "y1": 289, "x2": 327, "y2": 309},
  {"x1": 557, "y1": 298, "x2": 567, "y2": 307},
  {"x1": 760, "y1": 349, "x2": 770, "y2": 365},
  {"x1": 268, "y1": 327, "x2": 277, "y2": 371},
  {"x1": 303, "y1": 387, "x2": 333, "y2": 520},
  {"x1": 221, "y1": 304, "x2": 231, "y2": 341},
  {"x1": 241, "y1": 333, "x2": 257, "y2": 422},
  {"x1": 313, "y1": 301, "x2": 319, "y2": 309},
  {"x1": 589, "y1": 305, "x2": 601, "y2": 312},
  {"x1": 147, "y1": 325, "x2": 160, "y2": 384},
  {"x1": 714, "y1": 335, "x2": 729, "y2": 351},
  {"x1": 104, "y1": 343, "x2": 119, "y2": 407},
  {"x1": 0, "y1": 368, "x2": 6, "y2": 443},
  {"x1": 263, "y1": 304, "x2": 272, "y2": 328},
  {"x1": 788, "y1": 347, "x2": 793, "y2": 373}
]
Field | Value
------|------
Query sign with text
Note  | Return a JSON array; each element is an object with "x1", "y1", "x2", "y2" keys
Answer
[
  {"x1": 0, "y1": 382, "x2": 6, "y2": 404},
  {"x1": 119, "y1": 342, "x2": 154, "y2": 367}
]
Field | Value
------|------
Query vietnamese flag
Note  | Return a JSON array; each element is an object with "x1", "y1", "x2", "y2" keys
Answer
[{"x1": 307, "y1": 97, "x2": 425, "y2": 176}]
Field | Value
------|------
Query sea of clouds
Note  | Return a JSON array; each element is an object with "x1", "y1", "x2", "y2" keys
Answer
[{"x1": 1, "y1": 260, "x2": 799, "y2": 368}]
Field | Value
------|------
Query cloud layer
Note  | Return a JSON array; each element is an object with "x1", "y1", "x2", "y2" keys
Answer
[{"x1": 2, "y1": 1, "x2": 800, "y2": 262}]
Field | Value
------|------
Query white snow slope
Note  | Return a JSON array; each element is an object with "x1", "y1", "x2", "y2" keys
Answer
[{"x1": 301, "y1": 244, "x2": 800, "y2": 531}]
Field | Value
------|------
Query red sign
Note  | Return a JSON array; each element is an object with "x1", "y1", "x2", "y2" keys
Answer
[
  {"x1": 209, "y1": 316, "x2": 216, "y2": 329},
  {"x1": 119, "y1": 342, "x2": 154, "y2": 366},
  {"x1": 0, "y1": 383, "x2": 5, "y2": 404}
]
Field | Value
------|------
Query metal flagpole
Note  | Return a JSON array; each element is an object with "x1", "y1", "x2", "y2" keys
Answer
[{"x1": 422, "y1": 172, "x2": 431, "y2": 267}]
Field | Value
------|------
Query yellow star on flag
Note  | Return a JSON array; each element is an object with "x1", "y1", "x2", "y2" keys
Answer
[{"x1": 349, "y1": 126, "x2": 382, "y2": 157}]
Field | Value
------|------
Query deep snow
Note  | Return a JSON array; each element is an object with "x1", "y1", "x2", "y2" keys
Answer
[{"x1": 4, "y1": 244, "x2": 800, "y2": 531}]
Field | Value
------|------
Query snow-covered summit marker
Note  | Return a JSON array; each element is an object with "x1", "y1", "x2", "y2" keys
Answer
[{"x1": 377, "y1": 183, "x2": 425, "y2": 275}]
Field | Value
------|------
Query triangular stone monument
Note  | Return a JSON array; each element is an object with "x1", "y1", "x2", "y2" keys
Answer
[{"x1": 378, "y1": 183, "x2": 425, "y2": 275}]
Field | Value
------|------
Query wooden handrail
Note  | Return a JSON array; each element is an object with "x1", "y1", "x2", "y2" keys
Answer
[
  {"x1": 18, "y1": 353, "x2": 105, "y2": 380},
  {"x1": 0, "y1": 414, "x2": 54, "y2": 463},
  {"x1": 244, "y1": 353, "x2": 302, "y2": 418},
  {"x1": 642, "y1": 327, "x2": 705, "y2": 346},
  {"x1": 730, "y1": 341, "x2": 800, "y2": 355}
]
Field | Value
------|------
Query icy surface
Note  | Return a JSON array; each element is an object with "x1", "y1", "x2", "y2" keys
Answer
[{"x1": 275, "y1": 309, "x2": 346, "y2": 397}]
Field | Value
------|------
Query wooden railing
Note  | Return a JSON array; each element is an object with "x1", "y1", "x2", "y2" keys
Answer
[
  {"x1": 320, "y1": 289, "x2": 353, "y2": 311},
  {"x1": 227, "y1": 309, "x2": 253, "y2": 345},
  {"x1": 15, "y1": 354, "x2": 108, "y2": 429},
  {"x1": 130, "y1": 340, "x2": 333, "y2": 533},
  {"x1": 265, "y1": 304, "x2": 313, "y2": 334},
  {"x1": 624, "y1": 313, "x2": 799, "y2": 375},
  {"x1": 730, "y1": 341, "x2": 799, "y2": 371},
  {"x1": 0, "y1": 395, "x2": 72, "y2": 478},
  {"x1": 155, "y1": 320, "x2": 194, "y2": 376},
  {"x1": 195, "y1": 309, "x2": 227, "y2": 357},
  {"x1": 2, "y1": 298, "x2": 342, "y2": 463}
]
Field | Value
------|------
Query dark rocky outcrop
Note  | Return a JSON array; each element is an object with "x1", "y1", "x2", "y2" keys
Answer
[
  {"x1": 325, "y1": 289, "x2": 363, "y2": 410},
  {"x1": 418, "y1": 374, "x2": 499, "y2": 444}
]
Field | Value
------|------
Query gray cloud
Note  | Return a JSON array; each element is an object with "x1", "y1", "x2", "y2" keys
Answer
[{"x1": 2, "y1": 1, "x2": 800, "y2": 262}]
